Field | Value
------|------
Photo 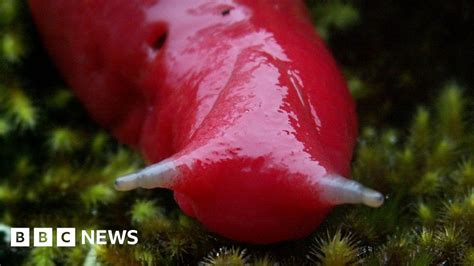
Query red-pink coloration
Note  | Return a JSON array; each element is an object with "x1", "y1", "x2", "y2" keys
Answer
[{"x1": 30, "y1": 0, "x2": 382, "y2": 244}]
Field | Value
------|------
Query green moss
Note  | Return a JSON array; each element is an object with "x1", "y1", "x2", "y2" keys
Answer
[
  {"x1": 416, "y1": 202, "x2": 436, "y2": 227},
  {"x1": 310, "y1": 230, "x2": 359, "y2": 265},
  {"x1": 48, "y1": 127, "x2": 83, "y2": 153},
  {"x1": 463, "y1": 248, "x2": 474, "y2": 266},
  {"x1": 0, "y1": 118, "x2": 10, "y2": 135},
  {"x1": 1, "y1": 32, "x2": 25, "y2": 63},
  {"x1": 26, "y1": 247, "x2": 57, "y2": 266},
  {"x1": 201, "y1": 247, "x2": 249, "y2": 266},
  {"x1": 307, "y1": 0, "x2": 359, "y2": 39},
  {"x1": 0, "y1": 0, "x2": 18, "y2": 26},
  {"x1": 131, "y1": 200, "x2": 162, "y2": 225},
  {"x1": 253, "y1": 255, "x2": 276, "y2": 266},
  {"x1": 6, "y1": 88, "x2": 37, "y2": 130}
]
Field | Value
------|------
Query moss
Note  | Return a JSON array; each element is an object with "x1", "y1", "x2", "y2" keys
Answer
[
  {"x1": 0, "y1": 0, "x2": 18, "y2": 26},
  {"x1": 5, "y1": 88, "x2": 37, "y2": 130},
  {"x1": 310, "y1": 230, "x2": 359, "y2": 265},
  {"x1": 1, "y1": 32, "x2": 25, "y2": 63},
  {"x1": 201, "y1": 247, "x2": 250, "y2": 266},
  {"x1": 1, "y1": 1, "x2": 473, "y2": 265}
]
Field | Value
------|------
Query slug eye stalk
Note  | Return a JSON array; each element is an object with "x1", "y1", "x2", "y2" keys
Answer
[
  {"x1": 115, "y1": 162, "x2": 384, "y2": 209},
  {"x1": 319, "y1": 175, "x2": 384, "y2": 208},
  {"x1": 114, "y1": 160, "x2": 177, "y2": 191}
]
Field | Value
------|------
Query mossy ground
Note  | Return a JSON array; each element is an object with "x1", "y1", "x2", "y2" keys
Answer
[{"x1": 1, "y1": 1, "x2": 473, "y2": 265}]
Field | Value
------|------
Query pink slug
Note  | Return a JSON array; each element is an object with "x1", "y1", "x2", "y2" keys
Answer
[{"x1": 29, "y1": 0, "x2": 384, "y2": 244}]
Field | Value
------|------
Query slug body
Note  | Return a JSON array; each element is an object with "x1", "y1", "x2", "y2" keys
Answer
[{"x1": 30, "y1": 0, "x2": 383, "y2": 244}]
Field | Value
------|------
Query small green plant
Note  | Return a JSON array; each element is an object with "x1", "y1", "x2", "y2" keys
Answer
[{"x1": 310, "y1": 230, "x2": 359, "y2": 265}]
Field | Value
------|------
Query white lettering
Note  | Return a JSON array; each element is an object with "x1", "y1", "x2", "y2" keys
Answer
[
  {"x1": 10, "y1": 228, "x2": 29, "y2": 247},
  {"x1": 108, "y1": 230, "x2": 127, "y2": 245},
  {"x1": 33, "y1": 228, "x2": 53, "y2": 247},
  {"x1": 96, "y1": 230, "x2": 107, "y2": 245},
  {"x1": 57, "y1": 228, "x2": 75, "y2": 247},
  {"x1": 127, "y1": 230, "x2": 138, "y2": 245},
  {"x1": 81, "y1": 230, "x2": 95, "y2": 245}
]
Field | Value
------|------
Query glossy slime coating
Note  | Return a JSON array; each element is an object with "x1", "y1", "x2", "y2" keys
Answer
[{"x1": 30, "y1": 0, "x2": 383, "y2": 243}]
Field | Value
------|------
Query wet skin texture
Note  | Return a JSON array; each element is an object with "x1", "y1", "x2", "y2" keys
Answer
[{"x1": 30, "y1": 0, "x2": 357, "y2": 243}]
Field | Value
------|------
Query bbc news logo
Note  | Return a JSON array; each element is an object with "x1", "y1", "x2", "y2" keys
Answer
[{"x1": 10, "y1": 228, "x2": 138, "y2": 247}]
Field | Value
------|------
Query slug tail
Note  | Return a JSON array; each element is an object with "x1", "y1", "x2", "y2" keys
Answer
[
  {"x1": 114, "y1": 160, "x2": 177, "y2": 191},
  {"x1": 318, "y1": 174, "x2": 384, "y2": 208}
]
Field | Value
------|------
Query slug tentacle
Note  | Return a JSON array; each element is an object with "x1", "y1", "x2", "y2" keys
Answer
[
  {"x1": 318, "y1": 175, "x2": 384, "y2": 208},
  {"x1": 114, "y1": 160, "x2": 177, "y2": 191}
]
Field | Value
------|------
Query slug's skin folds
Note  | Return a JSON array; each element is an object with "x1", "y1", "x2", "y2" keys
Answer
[{"x1": 30, "y1": 0, "x2": 382, "y2": 244}]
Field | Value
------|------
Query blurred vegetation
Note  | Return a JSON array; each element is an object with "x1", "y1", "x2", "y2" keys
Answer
[{"x1": 1, "y1": 0, "x2": 473, "y2": 265}]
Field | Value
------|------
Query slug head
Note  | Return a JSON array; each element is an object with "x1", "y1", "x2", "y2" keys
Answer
[
  {"x1": 116, "y1": 148, "x2": 383, "y2": 244},
  {"x1": 114, "y1": 0, "x2": 384, "y2": 243},
  {"x1": 29, "y1": 0, "x2": 383, "y2": 244}
]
